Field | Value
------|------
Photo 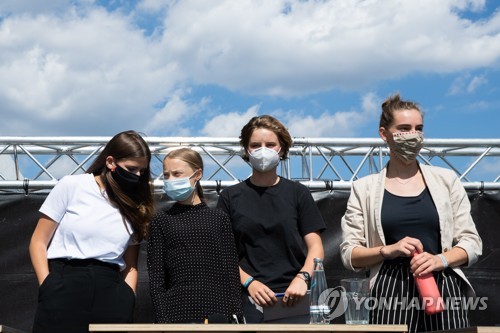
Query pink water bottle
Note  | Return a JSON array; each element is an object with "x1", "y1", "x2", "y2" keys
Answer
[{"x1": 412, "y1": 251, "x2": 444, "y2": 315}]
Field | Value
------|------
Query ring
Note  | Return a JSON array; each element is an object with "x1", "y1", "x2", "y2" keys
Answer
[{"x1": 289, "y1": 297, "x2": 295, "y2": 300}]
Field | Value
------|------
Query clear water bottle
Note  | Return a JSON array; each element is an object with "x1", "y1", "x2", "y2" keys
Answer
[{"x1": 309, "y1": 258, "x2": 330, "y2": 324}]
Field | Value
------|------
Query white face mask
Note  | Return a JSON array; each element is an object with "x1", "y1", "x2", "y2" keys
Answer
[{"x1": 248, "y1": 147, "x2": 280, "y2": 172}]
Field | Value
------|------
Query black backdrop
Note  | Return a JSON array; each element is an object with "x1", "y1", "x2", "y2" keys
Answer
[{"x1": 1, "y1": 189, "x2": 499, "y2": 332}]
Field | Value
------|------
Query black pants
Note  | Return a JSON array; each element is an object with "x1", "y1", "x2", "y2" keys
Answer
[
  {"x1": 370, "y1": 259, "x2": 469, "y2": 333},
  {"x1": 32, "y1": 259, "x2": 135, "y2": 333}
]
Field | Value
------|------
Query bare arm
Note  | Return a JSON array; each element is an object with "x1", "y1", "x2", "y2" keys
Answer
[
  {"x1": 29, "y1": 214, "x2": 58, "y2": 286},
  {"x1": 283, "y1": 232, "x2": 324, "y2": 306},
  {"x1": 411, "y1": 246, "x2": 469, "y2": 276},
  {"x1": 122, "y1": 244, "x2": 139, "y2": 293},
  {"x1": 351, "y1": 236, "x2": 424, "y2": 269},
  {"x1": 300, "y1": 231, "x2": 324, "y2": 276},
  {"x1": 241, "y1": 266, "x2": 278, "y2": 307}
]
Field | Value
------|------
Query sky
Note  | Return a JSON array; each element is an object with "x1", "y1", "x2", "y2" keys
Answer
[{"x1": 0, "y1": 0, "x2": 499, "y2": 140}]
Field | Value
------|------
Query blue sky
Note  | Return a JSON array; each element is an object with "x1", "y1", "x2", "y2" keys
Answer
[{"x1": 0, "y1": 0, "x2": 499, "y2": 140}]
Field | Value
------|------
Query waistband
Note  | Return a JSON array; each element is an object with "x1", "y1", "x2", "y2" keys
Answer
[{"x1": 49, "y1": 258, "x2": 120, "y2": 272}]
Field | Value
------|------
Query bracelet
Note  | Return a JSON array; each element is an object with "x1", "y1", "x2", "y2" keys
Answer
[
  {"x1": 380, "y1": 246, "x2": 389, "y2": 259},
  {"x1": 242, "y1": 276, "x2": 255, "y2": 289},
  {"x1": 438, "y1": 254, "x2": 449, "y2": 269},
  {"x1": 296, "y1": 271, "x2": 310, "y2": 284}
]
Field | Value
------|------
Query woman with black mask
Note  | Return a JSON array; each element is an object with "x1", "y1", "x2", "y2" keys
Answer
[{"x1": 29, "y1": 130, "x2": 154, "y2": 333}]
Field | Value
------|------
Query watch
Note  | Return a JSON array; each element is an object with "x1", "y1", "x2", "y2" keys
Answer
[{"x1": 297, "y1": 271, "x2": 311, "y2": 283}]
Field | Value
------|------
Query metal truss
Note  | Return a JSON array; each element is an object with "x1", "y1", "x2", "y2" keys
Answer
[{"x1": 1, "y1": 136, "x2": 499, "y2": 194}]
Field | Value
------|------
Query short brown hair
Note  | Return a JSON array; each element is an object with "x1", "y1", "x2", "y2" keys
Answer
[{"x1": 239, "y1": 115, "x2": 292, "y2": 162}]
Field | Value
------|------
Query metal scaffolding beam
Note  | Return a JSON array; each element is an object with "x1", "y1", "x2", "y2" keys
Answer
[{"x1": 1, "y1": 136, "x2": 499, "y2": 194}]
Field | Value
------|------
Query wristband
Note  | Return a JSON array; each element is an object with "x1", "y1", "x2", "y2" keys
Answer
[
  {"x1": 242, "y1": 277, "x2": 255, "y2": 289},
  {"x1": 296, "y1": 271, "x2": 311, "y2": 284},
  {"x1": 438, "y1": 254, "x2": 449, "y2": 269}
]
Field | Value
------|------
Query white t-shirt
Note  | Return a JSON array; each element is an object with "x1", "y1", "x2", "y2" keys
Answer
[{"x1": 40, "y1": 173, "x2": 135, "y2": 270}]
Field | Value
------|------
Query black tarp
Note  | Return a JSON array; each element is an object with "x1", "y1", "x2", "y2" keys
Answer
[{"x1": 0, "y1": 190, "x2": 499, "y2": 332}]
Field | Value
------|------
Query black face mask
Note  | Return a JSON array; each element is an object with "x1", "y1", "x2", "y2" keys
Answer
[{"x1": 111, "y1": 164, "x2": 142, "y2": 194}]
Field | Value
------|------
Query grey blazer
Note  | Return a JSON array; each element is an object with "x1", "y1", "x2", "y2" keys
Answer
[{"x1": 340, "y1": 163, "x2": 482, "y2": 297}]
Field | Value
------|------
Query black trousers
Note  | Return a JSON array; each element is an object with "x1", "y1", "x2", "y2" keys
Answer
[
  {"x1": 370, "y1": 259, "x2": 469, "y2": 333},
  {"x1": 32, "y1": 259, "x2": 135, "y2": 333}
]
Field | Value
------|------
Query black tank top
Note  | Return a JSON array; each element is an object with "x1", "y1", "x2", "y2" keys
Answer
[{"x1": 381, "y1": 187, "x2": 441, "y2": 255}]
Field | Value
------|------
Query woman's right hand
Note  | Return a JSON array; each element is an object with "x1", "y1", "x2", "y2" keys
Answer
[
  {"x1": 383, "y1": 236, "x2": 423, "y2": 259},
  {"x1": 247, "y1": 280, "x2": 278, "y2": 307}
]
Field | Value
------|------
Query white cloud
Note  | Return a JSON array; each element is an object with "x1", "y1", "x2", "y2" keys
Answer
[
  {"x1": 200, "y1": 105, "x2": 260, "y2": 137},
  {"x1": 448, "y1": 75, "x2": 468, "y2": 95},
  {"x1": 146, "y1": 90, "x2": 211, "y2": 135},
  {"x1": 136, "y1": 0, "x2": 173, "y2": 12},
  {"x1": 467, "y1": 74, "x2": 488, "y2": 93},
  {"x1": 0, "y1": 0, "x2": 74, "y2": 16},
  {"x1": 159, "y1": 0, "x2": 500, "y2": 95},
  {"x1": 448, "y1": 73, "x2": 488, "y2": 95},
  {"x1": 285, "y1": 92, "x2": 380, "y2": 137},
  {"x1": 285, "y1": 110, "x2": 360, "y2": 137},
  {"x1": 0, "y1": 6, "x2": 178, "y2": 135},
  {"x1": 0, "y1": 0, "x2": 499, "y2": 136}
]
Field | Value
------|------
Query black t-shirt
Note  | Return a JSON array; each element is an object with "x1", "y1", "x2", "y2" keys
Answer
[
  {"x1": 217, "y1": 178, "x2": 326, "y2": 291},
  {"x1": 381, "y1": 188, "x2": 441, "y2": 255}
]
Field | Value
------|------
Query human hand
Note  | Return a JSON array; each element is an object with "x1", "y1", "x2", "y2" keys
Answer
[
  {"x1": 282, "y1": 276, "x2": 308, "y2": 307},
  {"x1": 411, "y1": 251, "x2": 443, "y2": 276},
  {"x1": 383, "y1": 236, "x2": 423, "y2": 259},
  {"x1": 247, "y1": 280, "x2": 278, "y2": 307}
]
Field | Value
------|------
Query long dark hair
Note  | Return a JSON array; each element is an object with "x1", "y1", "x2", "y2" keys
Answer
[{"x1": 87, "y1": 130, "x2": 154, "y2": 242}]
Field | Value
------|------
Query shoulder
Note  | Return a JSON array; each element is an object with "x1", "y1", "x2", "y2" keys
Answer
[
  {"x1": 192, "y1": 203, "x2": 230, "y2": 220},
  {"x1": 58, "y1": 173, "x2": 92, "y2": 185},
  {"x1": 150, "y1": 209, "x2": 170, "y2": 224},
  {"x1": 352, "y1": 172, "x2": 380, "y2": 188},
  {"x1": 219, "y1": 179, "x2": 249, "y2": 196},
  {"x1": 228, "y1": 180, "x2": 249, "y2": 190},
  {"x1": 420, "y1": 164, "x2": 456, "y2": 177},
  {"x1": 211, "y1": 206, "x2": 231, "y2": 219},
  {"x1": 279, "y1": 177, "x2": 307, "y2": 191},
  {"x1": 50, "y1": 174, "x2": 93, "y2": 194},
  {"x1": 420, "y1": 164, "x2": 458, "y2": 182}
]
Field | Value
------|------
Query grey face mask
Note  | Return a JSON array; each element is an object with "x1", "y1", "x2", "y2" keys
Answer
[{"x1": 390, "y1": 131, "x2": 424, "y2": 162}]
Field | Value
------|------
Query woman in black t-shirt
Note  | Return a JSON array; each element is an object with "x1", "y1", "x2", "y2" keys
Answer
[{"x1": 217, "y1": 115, "x2": 326, "y2": 323}]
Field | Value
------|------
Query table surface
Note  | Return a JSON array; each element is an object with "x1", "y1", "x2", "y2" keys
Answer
[
  {"x1": 88, "y1": 323, "x2": 408, "y2": 333},
  {"x1": 0, "y1": 325, "x2": 26, "y2": 333},
  {"x1": 427, "y1": 327, "x2": 500, "y2": 333}
]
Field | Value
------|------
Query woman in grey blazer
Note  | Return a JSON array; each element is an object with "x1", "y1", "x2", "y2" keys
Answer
[{"x1": 340, "y1": 94, "x2": 482, "y2": 333}]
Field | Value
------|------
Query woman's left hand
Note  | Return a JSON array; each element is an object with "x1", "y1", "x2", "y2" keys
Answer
[
  {"x1": 410, "y1": 251, "x2": 442, "y2": 276},
  {"x1": 282, "y1": 276, "x2": 308, "y2": 307}
]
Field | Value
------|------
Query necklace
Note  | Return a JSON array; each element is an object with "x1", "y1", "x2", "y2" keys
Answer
[
  {"x1": 391, "y1": 176, "x2": 413, "y2": 185},
  {"x1": 388, "y1": 165, "x2": 418, "y2": 185}
]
